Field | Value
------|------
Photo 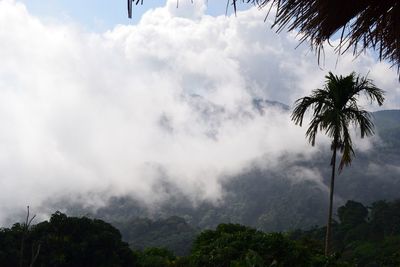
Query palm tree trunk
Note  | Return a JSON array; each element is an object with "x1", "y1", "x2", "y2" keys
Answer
[{"x1": 325, "y1": 142, "x2": 337, "y2": 256}]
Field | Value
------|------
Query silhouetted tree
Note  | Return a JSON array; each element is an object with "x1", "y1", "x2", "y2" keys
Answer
[
  {"x1": 291, "y1": 72, "x2": 384, "y2": 255},
  {"x1": 1, "y1": 211, "x2": 137, "y2": 267},
  {"x1": 338, "y1": 200, "x2": 368, "y2": 228}
]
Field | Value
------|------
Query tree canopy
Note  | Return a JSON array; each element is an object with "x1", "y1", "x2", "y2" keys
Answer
[
  {"x1": 2, "y1": 201, "x2": 400, "y2": 266},
  {"x1": 291, "y1": 71, "x2": 384, "y2": 255},
  {"x1": 0, "y1": 212, "x2": 136, "y2": 267}
]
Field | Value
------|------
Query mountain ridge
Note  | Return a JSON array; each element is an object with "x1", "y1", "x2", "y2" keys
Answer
[{"x1": 91, "y1": 108, "x2": 400, "y2": 230}]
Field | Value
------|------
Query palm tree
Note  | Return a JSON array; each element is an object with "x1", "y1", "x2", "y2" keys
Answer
[{"x1": 291, "y1": 72, "x2": 384, "y2": 256}]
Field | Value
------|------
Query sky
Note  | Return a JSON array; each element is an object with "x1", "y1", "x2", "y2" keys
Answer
[
  {"x1": 18, "y1": 0, "x2": 247, "y2": 31},
  {"x1": 0, "y1": 0, "x2": 399, "y2": 224}
]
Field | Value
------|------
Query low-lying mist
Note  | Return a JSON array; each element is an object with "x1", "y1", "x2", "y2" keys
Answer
[{"x1": 0, "y1": 0, "x2": 398, "y2": 225}]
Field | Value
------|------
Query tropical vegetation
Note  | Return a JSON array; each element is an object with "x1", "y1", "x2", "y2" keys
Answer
[
  {"x1": 291, "y1": 72, "x2": 384, "y2": 255},
  {"x1": 2, "y1": 199, "x2": 400, "y2": 266},
  {"x1": 94, "y1": 109, "x2": 399, "y2": 236}
]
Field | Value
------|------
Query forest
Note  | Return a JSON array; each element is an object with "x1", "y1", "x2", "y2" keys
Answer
[
  {"x1": 83, "y1": 109, "x2": 400, "y2": 235},
  {"x1": 0, "y1": 76, "x2": 398, "y2": 266},
  {"x1": 3, "y1": 107, "x2": 391, "y2": 267},
  {"x1": 1, "y1": 199, "x2": 400, "y2": 266},
  {"x1": 1, "y1": 1, "x2": 399, "y2": 266}
]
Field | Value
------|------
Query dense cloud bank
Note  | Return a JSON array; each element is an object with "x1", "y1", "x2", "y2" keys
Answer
[{"x1": 0, "y1": 0, "x2": 398, "y2": 225}]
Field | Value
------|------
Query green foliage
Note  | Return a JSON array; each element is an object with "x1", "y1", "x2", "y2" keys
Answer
[
  {"x1": 369, "y1": 200, "x2": 400, "y2": 237},
  {"x1": 191, "y1": 223, "x2": 318, "y2": 267},
  {"x1": 91, "y1": 111, "x2": 400, "y2": 240},
  {"x1": 2, "y1": 199, "x2": 400, "y2": 266},
  {"x1": 0, "y1": 211, "x2": 136, "y2": 267},
  {"x1": 115, "y1": 216, "x2": 199, "y2": 256},
  {"x1": 0, "y1": 226, "x2": 21, "y2": 267},
  {"x1": 293, "y1": 199, "x2": 400, "y2": 266},
  {"x1": 291, "y1": 71, "x2": 384, "y2": 255},
  {"x1": 337, "y1": 200, "x2": 368, "y2": 228},
  {"x1": 136, "y1": 247, "x2": 176, "y2": 267},
  {"x1": 291, "y1": 71, "x2": 384, "y2": 170}
]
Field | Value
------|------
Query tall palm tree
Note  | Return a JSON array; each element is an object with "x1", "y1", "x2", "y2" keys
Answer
[{"x1": 291, "y1": 72, "x2": 384, "y2": 256}]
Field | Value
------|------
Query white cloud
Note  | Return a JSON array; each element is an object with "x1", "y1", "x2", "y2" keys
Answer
[{"x1": 0, "y1": 0, "x2": 398, "y2": 224}]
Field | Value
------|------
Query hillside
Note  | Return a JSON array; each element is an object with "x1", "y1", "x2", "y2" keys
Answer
[
  {"x1": 113, "y1": 216, "x2": 199, "y2": 256},
  {"x1": 73, "y1": 109, "x2": 400, "y2": 249}
]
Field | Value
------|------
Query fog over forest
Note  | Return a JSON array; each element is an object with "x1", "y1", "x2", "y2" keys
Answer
[{"x1": 0, "y1": 0, "x2": 399, "y2": 225}]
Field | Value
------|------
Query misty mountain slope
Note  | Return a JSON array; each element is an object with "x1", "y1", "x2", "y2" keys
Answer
[
  {"x1": 113, "y1": 216, "x2": 199, "y2": 256},
  {"x1": 190, "y1": 168, "x2": 330, "y2": 231},
  {"x1": 373, "y1": 110, "x2": 400, "y2": 149},
  {"x1": 252, "y1": 98, "x2": 289, "y2": 113},
  {"x1": 72, "y1": 108, "x2": 400, "y2": 235}
]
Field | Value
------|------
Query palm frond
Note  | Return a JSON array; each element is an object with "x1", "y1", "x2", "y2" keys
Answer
[
  {"x1": 344, "y1": 108, "x2": 374, "y2": 138},
  {"x1": 238, "y1": 0, "x2": 400, "y2": 79},
  {"x1": 291, "y1": 71, "x2": 384, "y2": 172},
  {"x1": 352, "y1": 74, "x2": 385, "y2": 106},
  {"x1": 128, "y1": 1, "x2": 400, "y2": 78},
  {"x1": 338, "y1": 122, "x2": 354, "y2": 171},
  {"x1": 305, "y1": 115, "x2": 322, "y2": 146},
  {"x1": 291, "y1": 89, "x2": 332, "y2": 127},
  {"x1": 292, "y1": 97, "x2": 316, "y2": 126}
]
